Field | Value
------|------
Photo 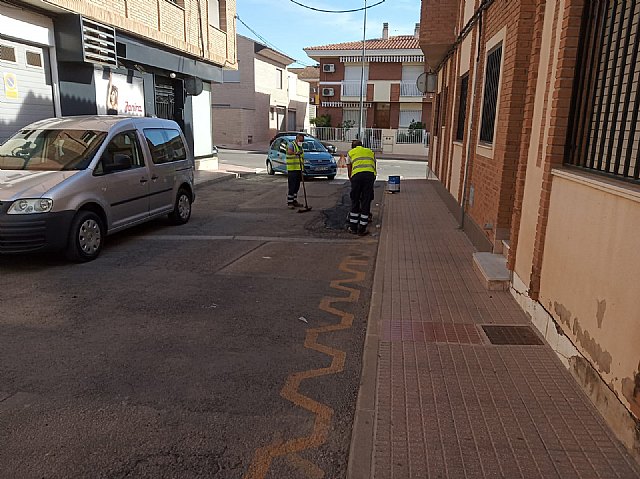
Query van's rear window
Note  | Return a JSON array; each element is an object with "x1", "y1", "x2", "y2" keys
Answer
[{"x1": 0, "y1": 129, "x2": 106, "y2": 171}]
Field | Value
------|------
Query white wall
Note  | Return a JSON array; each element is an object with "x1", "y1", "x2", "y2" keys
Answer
[{"x1": 192, "y1": 82, "x2": 213, "y2": 156}]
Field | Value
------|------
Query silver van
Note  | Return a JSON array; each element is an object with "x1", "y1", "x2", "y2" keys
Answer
[{"x1": 0, "y1": 116, "x2": 195, "y2": 261}]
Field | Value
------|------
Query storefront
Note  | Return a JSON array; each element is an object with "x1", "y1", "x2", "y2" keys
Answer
[{"x1": 52, "y1": 14, "x2": 221, "y2": 159}]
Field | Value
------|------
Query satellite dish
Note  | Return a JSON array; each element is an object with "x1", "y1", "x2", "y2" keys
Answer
[{"x1": 416, "y1": 72, "x2": 437, "y2": 93}]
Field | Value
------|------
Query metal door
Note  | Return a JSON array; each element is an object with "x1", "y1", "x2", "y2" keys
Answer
[{"x1": 0, "y1": 39, "x2": 55, "y2": 143}]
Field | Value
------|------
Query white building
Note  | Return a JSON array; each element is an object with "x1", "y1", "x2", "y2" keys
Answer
[{"x1": 212, "y1": 35, "x2": 310, "y2": 147}]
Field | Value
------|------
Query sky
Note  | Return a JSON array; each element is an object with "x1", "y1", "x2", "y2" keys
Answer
[{"x1": 234, "y1": 0, "x2": 422, "y2": 67}]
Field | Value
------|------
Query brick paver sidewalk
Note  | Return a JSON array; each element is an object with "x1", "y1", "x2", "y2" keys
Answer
[{"x1": 349, "y1": 180, "x2": 640, "y2": 479}]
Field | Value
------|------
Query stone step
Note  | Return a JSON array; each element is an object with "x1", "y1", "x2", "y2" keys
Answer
[
  {"x1": 195, "y1": 157, "x2": 219, "y2": 171},
  {"x1": 502, "y1": 239, "x2": 511, "y2": 259},
  {"x1": 472, "y1": 252, "x2": 510, "y2": 291}
]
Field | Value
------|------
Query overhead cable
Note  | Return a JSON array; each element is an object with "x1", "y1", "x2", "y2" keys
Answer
[
  {"x1": 235, "y1": 14, "x2": 311, "y2": 67},
  {"x1": 288, "y1": 0, "x2": 386, "y2": 13}
]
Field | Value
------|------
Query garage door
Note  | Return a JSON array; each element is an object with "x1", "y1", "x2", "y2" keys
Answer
[{"x1": 0, "y1": 39, "x2": 55, "y2": 143}]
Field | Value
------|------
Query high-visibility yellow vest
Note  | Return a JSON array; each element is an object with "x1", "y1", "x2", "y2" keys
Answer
[
  {"x1": 348, "y1": 146, "x2": 376, "y2": 176},
  {"x1": 286, "y1": 142, "x2": 304, "y2": 171}
]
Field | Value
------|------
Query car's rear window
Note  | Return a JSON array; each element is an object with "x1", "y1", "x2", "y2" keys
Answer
[
  {"x1": 0, "y1": 129, "x2": 106, "y2": 171},
  {"x1": 143, "y1": 128, "x2": 187, "y2": 164}
]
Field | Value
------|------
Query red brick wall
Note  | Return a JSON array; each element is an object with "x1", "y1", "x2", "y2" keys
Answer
[
  {"x1": 460, "y1": 0, "x2": 536, "y2": 246},
  {"x1": 528, "y1": 0, "x2": 584, "y2": 298},
  {"x1": 319, "y1": 58, "x2": 343, "y2": 82},
  {"x1": 366, "y1": 84, "x2": 374, "y2": 102},
  {"x1": 391, "y1": 103, "x2": 400, "y2": 129},
  {"x1": 370, "y1": 62, "x2": 402, "y2": 80},
  {"x1": 507, "y1": 0, "x2": 548, "y2": 271},
  {"x1": 420, "y1": 0, "x2": 459, "y2": 67},
  {"x1": 390, "y1": 84, "x2": 400, "y2": 102}
]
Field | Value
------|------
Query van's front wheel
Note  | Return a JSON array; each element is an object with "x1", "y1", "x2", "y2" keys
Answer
[
  {"x1": 65, "y1": 211, "x2": 104, "y2": 262},
  {"x1": 169, "y1": 188, "x2": 192, "y2": 225}
]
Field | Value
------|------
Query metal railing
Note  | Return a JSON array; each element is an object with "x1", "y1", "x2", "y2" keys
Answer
[
  {"x1": 341, "y1": 80, "x2": 363, "y2": 97},
  {"x1": 310, "y1": 127, "x2": 383, "y2": 151},
  {"x1": 400, "y1": 81, "x2": 422, "y2": 97},
  {"x1": 396, "y1": 128, "x2": 430, "y2": 147},
  {"x1": 311, "y1": 126, "x2": 358, "y2": 142}
]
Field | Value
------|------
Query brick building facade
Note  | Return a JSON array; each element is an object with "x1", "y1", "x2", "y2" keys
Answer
[
  {"x1": 304, "y1": 24, "x2": 432, "y2": 133},
  {"x1": 421, "y1": 0, "x2": 640, "y2": 461}
]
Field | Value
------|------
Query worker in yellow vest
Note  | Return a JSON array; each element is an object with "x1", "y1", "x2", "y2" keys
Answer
[
  {"x1": 286, "y1": 133, "x2": 305, "y2": 208},
  {"x1": 346, "y1": 139, "x2": 376, "y2": 235}
]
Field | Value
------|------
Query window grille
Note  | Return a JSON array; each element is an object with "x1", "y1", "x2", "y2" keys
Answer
[
  {"x1": 479, "y1": 45, "x2": 502, "y2": 143},
  {"x1": 456, "y1": 74, "x2": 469, "y2": 141},
  {"x1": 566, "y1": 0, "x2": 640, "y2": 182}
]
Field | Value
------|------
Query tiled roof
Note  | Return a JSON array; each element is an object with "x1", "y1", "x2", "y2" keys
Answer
[
  {"x1": 289, "y1": 66, "x2": 320, "y2": 80},
  {"x1": 305, "y1": 35, "x2": 420, "y2": 52}
]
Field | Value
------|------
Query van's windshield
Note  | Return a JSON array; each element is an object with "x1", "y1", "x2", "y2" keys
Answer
[{"x1": 0, "y1": 129, "x2": 107, "y2": 171}]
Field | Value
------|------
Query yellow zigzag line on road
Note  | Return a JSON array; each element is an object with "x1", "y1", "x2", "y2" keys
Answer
[{"x1": 244, "y1": 257, "x2": 368, "y2": 479}]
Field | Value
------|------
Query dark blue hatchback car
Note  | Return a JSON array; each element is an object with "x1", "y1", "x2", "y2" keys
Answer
[{"x1": 266, "y1": 135, "x2": 337, "y2": 180}]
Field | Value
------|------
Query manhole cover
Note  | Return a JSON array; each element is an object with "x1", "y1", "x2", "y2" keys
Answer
[{"x1": 482, "y1": 325, "x2": 544, "y2": 345}]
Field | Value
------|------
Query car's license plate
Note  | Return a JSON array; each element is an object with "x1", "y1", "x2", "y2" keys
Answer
[{"x1": 316, "y1": 166, "x2": 328, "y2": 171}]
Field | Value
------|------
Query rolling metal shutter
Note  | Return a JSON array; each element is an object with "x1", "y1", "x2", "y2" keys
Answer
[{"x1": 0, "y1": 38, "x2": 54, "y2": 143}]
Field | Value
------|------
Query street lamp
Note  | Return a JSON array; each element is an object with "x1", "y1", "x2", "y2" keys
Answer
[{"x1": 358, "y1": 0, "x2": 367, "y2": 141}]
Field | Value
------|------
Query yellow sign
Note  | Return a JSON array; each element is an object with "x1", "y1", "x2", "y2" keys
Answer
[{"x1": 4, "y1": 73, "x2": 18, "y2": 99}]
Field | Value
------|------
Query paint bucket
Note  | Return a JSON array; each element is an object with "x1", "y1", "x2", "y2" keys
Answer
[{"x1": 387, "y1": 175, "x2": 400, "y2": 193}]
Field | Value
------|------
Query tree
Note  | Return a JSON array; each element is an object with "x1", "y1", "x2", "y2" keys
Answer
[{"x1": 310, "y1": 114, "x2": 331, "y2": 127}]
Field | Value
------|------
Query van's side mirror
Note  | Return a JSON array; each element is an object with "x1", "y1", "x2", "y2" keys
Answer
[{"x1": 103, "y1": 153, "x2": 132, "y2": 173}]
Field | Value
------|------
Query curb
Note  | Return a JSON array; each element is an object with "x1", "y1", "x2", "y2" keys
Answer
[
  {"x1": 347, "y1": 188, "x2": 386, "y2": 479},
  {"x1": 194, "y1": 171, "x2": 240, "y2": 187}
]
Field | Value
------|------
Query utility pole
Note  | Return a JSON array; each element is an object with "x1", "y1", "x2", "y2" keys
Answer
[{"x1": 358, "y1": 0, "x2": 367, "y2": 141}]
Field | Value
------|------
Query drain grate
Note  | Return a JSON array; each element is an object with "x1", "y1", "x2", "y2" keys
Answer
[{"x1": 482, "y1": 325, "x2": 544, "y2": 345}]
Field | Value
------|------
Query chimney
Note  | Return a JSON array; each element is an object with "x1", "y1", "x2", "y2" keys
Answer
[
  {"x1": 382, "y1": 23, "x2": 389, "y2": 40},
  {"x1": 414, "y1": 23, "x2": 420, "y2": 38}
]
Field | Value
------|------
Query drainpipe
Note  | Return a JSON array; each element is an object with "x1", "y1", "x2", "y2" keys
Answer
[{"x1": 460, "y1": 9, "x2": 483, "y2": 230}]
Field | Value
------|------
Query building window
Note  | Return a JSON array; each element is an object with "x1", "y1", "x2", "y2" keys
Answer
[
  {"x1": 0, "y1": 44, "x2": 16, "y2": 62},
  {"x1": 276, "y1": 69, "x2": 283, "y2": 89},
  {"x1": 26, "y1": 51, "x2": 43, "y2": 68},
  {"x1": 456, "y1": 74, "x2": 469, "y2": 141},
  {"x1": 566, "y1": 0, "x2": 640, "y2": 182},
  {"x1": 479, "y1": 45, "x2": 502, "y2": 143},
  {"x1": 208, "y1": 0, "x2": 220, "y2": 28},
  {"x1": 399, "y1": 110, "x2": 422, "y2": 128}
]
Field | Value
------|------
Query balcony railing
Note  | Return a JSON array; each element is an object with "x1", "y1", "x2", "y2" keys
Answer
[
  {"x1": 341, "y1": 80, "x2": 364, "y2": 97},
  {"x1": 400, "y1": 81, "x2": 422, "y2": 97}
]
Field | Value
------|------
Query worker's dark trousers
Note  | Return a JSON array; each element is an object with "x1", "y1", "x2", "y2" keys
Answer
[
  {"x1": 349, "y1": 171, "x2": 375, "y2": 233},
  {"x1": 287, "y1": 170, "x2": 302, "y2": 205}
]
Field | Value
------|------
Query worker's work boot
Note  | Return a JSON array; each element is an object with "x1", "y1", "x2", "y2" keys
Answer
[{"x1": 292, "y1": 200, "x2": 303, "y2": 208}]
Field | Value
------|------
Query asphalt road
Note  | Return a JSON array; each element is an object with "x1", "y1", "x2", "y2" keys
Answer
[
  {"x1": 0, "y1": 175, "x2": 382, "y2": 478},
  {"x1": 219, "y1": 148, "x2": 432, "y2": 180}
]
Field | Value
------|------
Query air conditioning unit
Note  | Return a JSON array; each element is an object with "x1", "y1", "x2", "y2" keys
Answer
[
  {"x1": 322, "y1": 64, "x2": 335, "y2": 73},
  {"x1": 322, "y1": 87, "x2": 335, "y2": 96}
]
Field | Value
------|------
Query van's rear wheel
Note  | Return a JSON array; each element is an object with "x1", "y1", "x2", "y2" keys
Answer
[
  {"x1": 266, "y1": 160, "x2": 275, "y2": 175},
  {"x1": 169, "y1": 188, "x2": 192, "y2": 225},
  {"x1": 65, "y1": 211, "x2": 104, "y2": 262}
]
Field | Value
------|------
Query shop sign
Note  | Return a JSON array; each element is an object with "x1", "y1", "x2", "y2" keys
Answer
[{"x1": 95, "y1": 69, "x2": 145, "y2": 116}]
